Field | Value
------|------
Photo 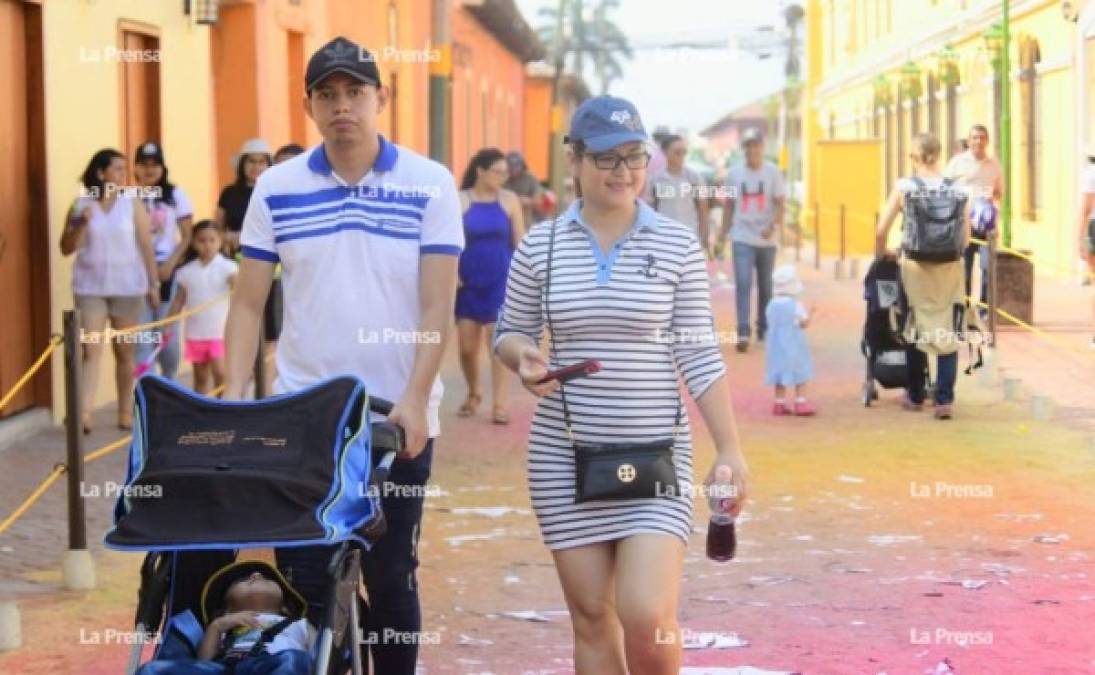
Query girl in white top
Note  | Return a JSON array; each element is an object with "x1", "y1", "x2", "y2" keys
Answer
[
  {"x1": 169, "y1": 221, "x2": 238, "y2": 395},
  {"x1": 60, "y1": 148, "x2": 158, "y2": 433}
]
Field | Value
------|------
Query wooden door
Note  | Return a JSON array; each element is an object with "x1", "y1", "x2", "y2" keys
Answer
[{"x1": 0, "y1": 0, "x2": 50, "y2": 416}]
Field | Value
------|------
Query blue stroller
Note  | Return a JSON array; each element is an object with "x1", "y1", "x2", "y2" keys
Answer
[{"x1": 105, "y1": 375, "x2": 405, "y2": 675}]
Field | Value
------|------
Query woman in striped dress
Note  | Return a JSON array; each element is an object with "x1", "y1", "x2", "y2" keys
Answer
[{"x1": 495, "y1": 95, "x2": 750, "y2": 674}]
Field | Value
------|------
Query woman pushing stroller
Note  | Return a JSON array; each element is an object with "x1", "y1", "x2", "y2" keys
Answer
[{"x1": 875, "y1": 132, "x2": 970, "y2": 419}]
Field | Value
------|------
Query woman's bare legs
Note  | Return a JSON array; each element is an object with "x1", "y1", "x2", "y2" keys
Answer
[{"x1": 552, "y1": 543, "x2": 627, "y2": 674}]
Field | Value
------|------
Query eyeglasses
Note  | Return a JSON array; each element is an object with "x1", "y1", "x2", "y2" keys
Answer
[{"x1": 587, "y1": 151, "x2": 651, "y2": 171}]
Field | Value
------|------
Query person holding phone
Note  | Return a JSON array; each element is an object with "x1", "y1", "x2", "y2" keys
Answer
[{"x1": 494, "y1": 95, "x2": 749, "y2": 675}]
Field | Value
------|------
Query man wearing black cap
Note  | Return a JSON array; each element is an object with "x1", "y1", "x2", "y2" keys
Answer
[{"x1": 223, "y1": 36, "x2": 463, "y2": 673}]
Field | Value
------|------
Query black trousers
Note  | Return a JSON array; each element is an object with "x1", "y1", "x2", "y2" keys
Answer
[{"x1": 275, "y1": 442, "x2": 434, "y2": 675}]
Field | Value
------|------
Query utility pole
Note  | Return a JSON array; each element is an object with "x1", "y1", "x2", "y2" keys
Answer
[
  {"x1": 548, "y1": 0, "x2": 569, "y2": 199},
  {"x1": 429, "y1": 0, "x2": 451, "y2": 167},
  {"x1": 1000, "y1": 0, "x2": 1012, "y2": 248}
]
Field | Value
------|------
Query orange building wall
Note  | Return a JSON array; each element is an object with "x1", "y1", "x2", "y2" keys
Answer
[
  {"x1": 450, "y1": 8, "x2": 527, "y2": 177},
  {"x1": 522, "y1": 75, "x2": 552, "y2": 182},
  {"x1": 211, "y1": 2, "x2": 261, "y2": 190}
]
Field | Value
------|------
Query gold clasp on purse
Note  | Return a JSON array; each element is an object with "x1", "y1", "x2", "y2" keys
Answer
[{"x1": 617, "y1": 464, "x2": 637, "y2": 483}]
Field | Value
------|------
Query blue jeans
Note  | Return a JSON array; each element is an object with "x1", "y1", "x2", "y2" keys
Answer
[
  {"x1": 275, "y1": 442, "x2": 434, "y2": 675},
  {"x1": 136, "y1": 649, "x2": 309, "y2": 675},
  {"x1": 732, "y1": 242, "x2": 777, "y2": 339},
  {"x1": 136, "y1": 280, "x2": 180, "y2": 379},
  {"x1": 906, "y1": 347, "x2": 957, "y2": 405}
]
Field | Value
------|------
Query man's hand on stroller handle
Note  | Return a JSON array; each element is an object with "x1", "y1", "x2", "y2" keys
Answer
[{"x1": 388, "y1": 392, "x2": 428, "y2": 460}]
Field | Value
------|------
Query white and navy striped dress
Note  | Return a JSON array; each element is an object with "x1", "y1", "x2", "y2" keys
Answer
[{"x1": 494, "y1": 200, "x2": 727, "y2": 550}]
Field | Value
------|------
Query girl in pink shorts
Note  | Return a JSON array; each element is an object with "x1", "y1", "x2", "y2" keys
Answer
[{"x1": 168, "y1": 220, "x2": 238, "y2": 394}]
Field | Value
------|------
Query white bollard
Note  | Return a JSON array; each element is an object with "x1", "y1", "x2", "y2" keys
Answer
[
  {"x1": 978, "y1": 349, "x2": 998, "y2": 387},
  {"x1": 848, "y1": 257, "x2": 861, "y2": 281},
  {"x1": 0, "y1": 602, "x2": 20, "y2": 651},
  {"x1": 1031, "y1": 395, "x2": 1054, "y2": 421},
  {"x1": 1002, "y1": 376, "x2": 1022, "y2": 401},
  {"x1": 62, "y1": 549, "x2": 96, "y2": 590},
  {"x1": 832, "y1": 259, "x2": 844, "y2": 280}
]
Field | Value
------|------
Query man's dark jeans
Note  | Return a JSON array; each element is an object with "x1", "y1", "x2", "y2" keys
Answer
[{"x1": 275, "y1": 442, "x2": 434, "y2": 675}]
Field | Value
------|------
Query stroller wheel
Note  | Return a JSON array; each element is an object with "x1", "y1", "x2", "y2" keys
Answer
[{"x1": 862, "y1": 382, "x2": 877, "y2": 407}]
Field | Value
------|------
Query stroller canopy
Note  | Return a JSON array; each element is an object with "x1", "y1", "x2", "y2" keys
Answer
[{"x1": 105, "y1": 375, "x2": 383, "y2": 551}]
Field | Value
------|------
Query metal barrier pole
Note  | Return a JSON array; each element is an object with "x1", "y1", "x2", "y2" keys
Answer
[
  {"x1": 63, "y1": 310, "x2": 86, "y2": 551},
  {"x1": 795, "y1": 216, "x2": 802, "y2": 263},
  {"x1": 988, "y1": 235, "x2": 998, "y2": 344},
  {"x1": 62, "y1": 310, "x2": 94, "y2": 589},
  {"x1": 813, "y1": 202, "x2": 820, "y2": 270},
  {"x1": 839, "y1": 204, "x2": 847, "y2": 263},
  {"x1": 253, "y1": 322, "x2": 267, "y2": 400}
]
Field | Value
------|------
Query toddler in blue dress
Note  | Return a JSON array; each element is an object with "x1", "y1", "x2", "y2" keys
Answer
[{"x1": 765, "y1": 264, "x2": 816, "y2": 416}]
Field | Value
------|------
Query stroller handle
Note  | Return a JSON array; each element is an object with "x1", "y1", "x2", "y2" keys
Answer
[{"x1": 369, "y1": 396, "x2": 395, "y2": 416}]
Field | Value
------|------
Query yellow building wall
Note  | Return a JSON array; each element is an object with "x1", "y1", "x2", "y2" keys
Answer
[
  {"x1": 42, "y1": 0, "x2": 217, "y2": 420},
  {"x1": 814, "y1": 139, "x2": 883, "y2": 256},
  {"x1": 807, "y1": 0, "x2": 1080, "y2": 278}
]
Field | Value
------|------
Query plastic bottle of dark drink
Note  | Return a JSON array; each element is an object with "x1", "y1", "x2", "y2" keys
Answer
[{"x1": 706, "y1": 465, "x2": 737, "y2": 562}]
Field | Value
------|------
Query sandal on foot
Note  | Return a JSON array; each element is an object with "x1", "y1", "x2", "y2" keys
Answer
[
  {"x1": 457, "y1": 393, "x2": 481, "y2": 417},
  {"x1": 492, "y1": 407, "x2": 510, "y2": 425}
]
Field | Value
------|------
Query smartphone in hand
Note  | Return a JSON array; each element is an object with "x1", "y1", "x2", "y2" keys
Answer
[{"x1": 536, "y1": 359, "x2": 601, "y2": 384}]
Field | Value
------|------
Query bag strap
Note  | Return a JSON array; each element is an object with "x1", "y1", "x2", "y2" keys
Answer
[
  {"x1": 543, "y1": 216, "x2": 682, "y2": 443},
  {"x1": 218, "y1": 616, "x2": 295, "y2": 672}
]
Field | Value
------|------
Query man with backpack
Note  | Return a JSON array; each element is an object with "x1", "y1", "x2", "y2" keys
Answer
[{"x1": 875, "y1": 133, "x2": 968, "y2": 420}]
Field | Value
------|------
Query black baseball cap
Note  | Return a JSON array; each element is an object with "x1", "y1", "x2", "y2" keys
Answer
[
  {"x1": 305, "y1": 36, "x2": 381, "y2": 93},
  {"x1": 135, "y1": 141, "x2": 165, "y2": 164}
]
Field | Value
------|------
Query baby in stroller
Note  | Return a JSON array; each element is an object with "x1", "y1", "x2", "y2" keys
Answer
[
  {"x1": 137, "y1": 560, "x2": 312, "y2": 675},
  {"x1": 109, "y1": 374, "x2": 404, "y2": 675}
]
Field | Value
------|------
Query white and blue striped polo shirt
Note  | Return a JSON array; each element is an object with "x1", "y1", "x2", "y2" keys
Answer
[{"x1": 241, "y1": 136, "x2": 464, "y2": 437}]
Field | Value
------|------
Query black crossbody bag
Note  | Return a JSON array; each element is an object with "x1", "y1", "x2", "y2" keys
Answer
[{"x1": 543, "y1": 218, "x2": 681, "y2": 503}]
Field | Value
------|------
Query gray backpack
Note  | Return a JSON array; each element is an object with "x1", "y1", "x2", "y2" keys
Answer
[{"x1": 901, "y1": 176, "x2": 967, "y2": 262}]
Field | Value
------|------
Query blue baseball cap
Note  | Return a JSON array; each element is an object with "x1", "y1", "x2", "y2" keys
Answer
[{"x1": 564, "y1": 95, "x2": 649, "y2": 153}]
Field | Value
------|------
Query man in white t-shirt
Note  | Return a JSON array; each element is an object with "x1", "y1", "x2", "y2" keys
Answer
[
  {"x1": 718, "y1": 129, "x2": 786, "y2": 352},
  {"x1": 944, "y1": 124, "x2": 1003, "y2": 309},
  {"x1": 1078, "y1": 145, "x2": 1095, "y2": 348},
  {"x1": 223, "y1": 37, "x2": 462, "y2": 674}
]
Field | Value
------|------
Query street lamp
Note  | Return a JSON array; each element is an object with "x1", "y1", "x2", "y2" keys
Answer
[
  {"x1": 898, "y1": 60, "x2": 922, "y2": 99},
  {"x1": 183, "y1": 0, "x2": 219, "y2": 25},
  {"x1": 936, "y1": 43, "x2": 959, "y2": 86}
]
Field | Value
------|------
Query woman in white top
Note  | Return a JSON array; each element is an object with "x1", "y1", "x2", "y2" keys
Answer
[
  {"x1": 60, "y1": 149, "x2": 158, "y2": 432},
  {"x1": 495, "y1": 95, "x2": 749, "y2": 674},
  {"x1": 133, "y1": 141, "x2": 193, "y2": 380}
]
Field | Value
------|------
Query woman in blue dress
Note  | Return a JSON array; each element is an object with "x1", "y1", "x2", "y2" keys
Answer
[{"x1": 455, "y1": 148, "x2": 525, "y2": 423}]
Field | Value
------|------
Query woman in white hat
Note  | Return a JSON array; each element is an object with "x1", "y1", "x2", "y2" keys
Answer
[
  {"x1": 765, "y1": 264, "x2": 816, "y2": 415},
  {"x1": 216, "y1": 138, "x2": 273, "y2": 254}
]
